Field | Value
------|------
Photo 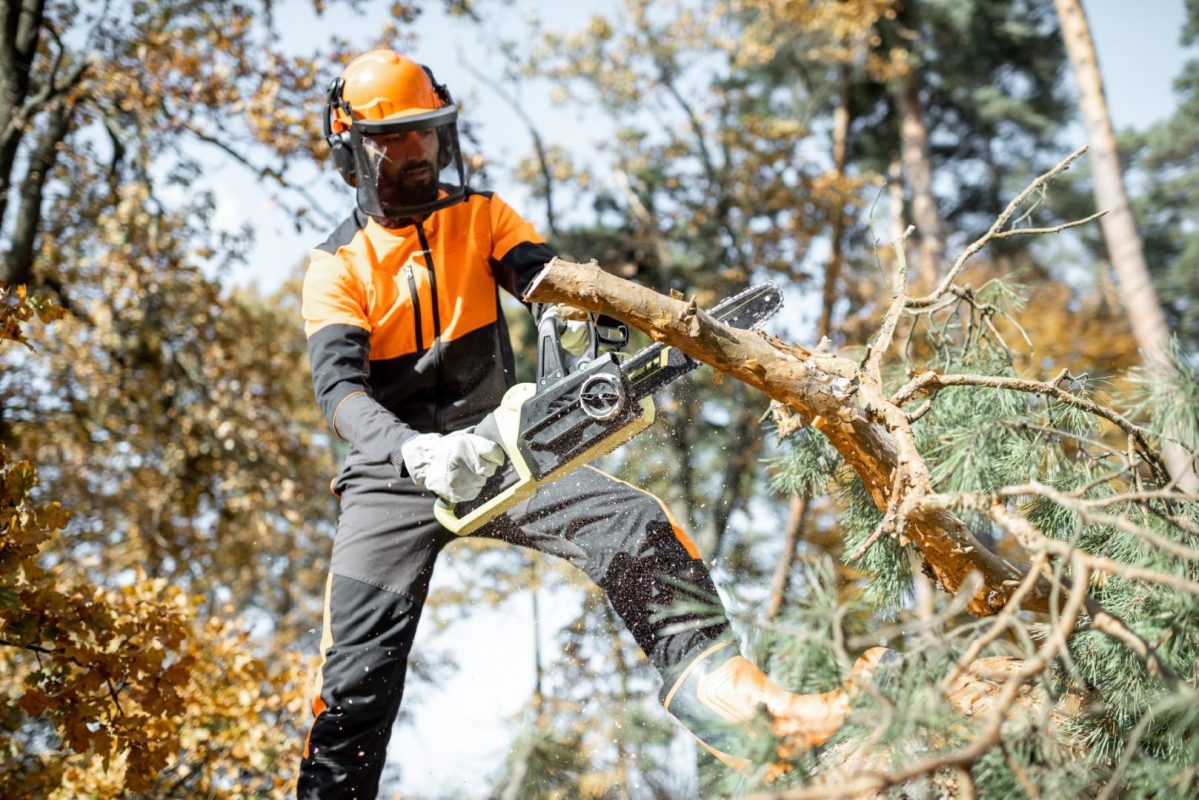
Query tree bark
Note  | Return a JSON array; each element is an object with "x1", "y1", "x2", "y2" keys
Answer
[
  {"x1": 526, "y1": 259, "x2": 1040, "y2": 617},
  {"x1": 894, "y1": 73, "x2": 946, "y2": 286},
  {"x1": 1054, "y1": 0, "x2": 1197, "y2": 491},
  {"x1": 0, "y1": 0, "x2": 48, "y2": 234},
  {"x1": 3, "y1": 99, "x2": 72, "y2": 285}
]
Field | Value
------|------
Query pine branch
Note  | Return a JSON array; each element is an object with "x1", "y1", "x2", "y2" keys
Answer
[{"x1": 890, "y1": 370, "x2": 1170, "y2": 483}]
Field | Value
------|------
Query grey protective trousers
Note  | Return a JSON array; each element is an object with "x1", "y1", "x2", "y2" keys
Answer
[{"x1": 297, "y1": 458, "x2": 729, "y2": 799}]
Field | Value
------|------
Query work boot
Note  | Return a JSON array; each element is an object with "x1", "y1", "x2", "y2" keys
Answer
[{"x1": 661, "y1": 639, "x2": 897, "y2": 772}]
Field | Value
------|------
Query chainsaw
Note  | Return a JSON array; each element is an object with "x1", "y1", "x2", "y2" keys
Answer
[{"x1": 433, "y1": 283, "x2": 783, "y2": 535}]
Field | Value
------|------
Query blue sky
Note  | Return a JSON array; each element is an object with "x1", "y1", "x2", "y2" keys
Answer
[
  {"x1": 1087, "y1": 0, "x2": 1190, "y2": 131},
  {"x1": 232, "y1": 2, "x2": 1194, "y2": 796}
]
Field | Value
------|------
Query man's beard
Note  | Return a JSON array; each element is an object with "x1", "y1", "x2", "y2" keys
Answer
[{"x1": 377, "y1": 160, "x2": 439, "y2": 211}]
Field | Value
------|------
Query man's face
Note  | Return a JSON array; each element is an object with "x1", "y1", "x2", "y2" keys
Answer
[{"x1": 363, "y1": 127, "x2": 440, "y2": 209}]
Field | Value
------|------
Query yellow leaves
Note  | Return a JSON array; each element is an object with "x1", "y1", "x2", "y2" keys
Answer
[
  {"x1": 36, "y1": 501, "x2": 71, "y2": 532},
  {"x1": 4, "y1": 459, "x2": 38, "y2": 501},
  {"x1": 742, "y1": 112, "x2": 806, "y2": 141},
  {"x1": 810, "y1": 168, "x2": 876, "y2": 211},
  {"x1": 727, "y1": 0, "x2": 902, "y2": 69},
  {"x1": 587, "y1": 15, "x2": 615, "y2": 40},
  {"x1": 0, "y1": 442, "x2": 308, "y2": 796},
  {"x1": 1, "y1": 284, "x2": 66, "y2": 350}
]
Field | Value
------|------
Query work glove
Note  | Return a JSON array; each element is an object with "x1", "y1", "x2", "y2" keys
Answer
[
  {"x1": 559, "y1": 319, "x2": 592, "y2": 356},
  {"x1": 553, "y1": 304, "x2": 592, "y2": 357},
  {"x1": 400, "y1": 430, "x2": 506, "y2": 504}
]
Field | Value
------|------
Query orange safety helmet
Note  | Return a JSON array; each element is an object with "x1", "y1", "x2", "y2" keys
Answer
[
  {"x1": 323, "y1": 49, "x2": 466, "y2": 221},
  {"x1": 331, "y1": 50, "x2": 447, "y2": 132}
]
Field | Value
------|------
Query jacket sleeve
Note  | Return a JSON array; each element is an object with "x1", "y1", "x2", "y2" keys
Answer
[
  {"x1": 302, "y1": 248, "x2": 417, "y2": 470},
  {"x1": 487, "y1": 194, "x2": 558, "y2": 315}
]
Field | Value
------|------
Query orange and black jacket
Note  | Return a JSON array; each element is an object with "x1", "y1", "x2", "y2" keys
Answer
[{"x1": 301, "y1": 190, "x2": 556, "y2": 473}]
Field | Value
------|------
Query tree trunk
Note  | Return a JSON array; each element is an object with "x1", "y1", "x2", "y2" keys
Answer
[
  {"x1": 666, "y1": 391, "x2": 699, "y2": 542},
  {"x1": 0, "y1": 0, "x2": 48, "y2": 235},
  {"x1": 818, "y1": 65, "x2": 853, "y2": 341},
  {"x1": 604, "y1": 603, "x2": 634, "y2": 798},
  {"x1": 765, "y1": 493, "x2": 810, "y2": 620},
  {"x1": 3, "y1": 100, "x2": 72, "y2": 285},
  {"x1": 888, "y1": 158, "x2": 906, "y2": 254},
  {"x1": 708, "y1": 386, "x2": 760, "y2": 557},
  {"x1": 498, "y1": 561, "x2": 545, "y2": 800},
  {"x1": 1054, "y1": 0, "x2": 1197, "y2": 491},
  {"x1": 894, "y1": 73, "x2": 946, "y2": 286}
]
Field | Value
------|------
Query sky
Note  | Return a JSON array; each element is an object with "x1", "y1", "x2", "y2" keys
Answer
[
  {"x1": 216, "y1": 1, "x2": 1194, "y2": 797},
  {"x1": 227, "y1": 0, "x2": 1194, "y2": 298}
]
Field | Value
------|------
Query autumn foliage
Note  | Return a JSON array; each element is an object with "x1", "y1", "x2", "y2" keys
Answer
[{"x1": 1, "y1": 291, "x2": 309, "y2": 798}]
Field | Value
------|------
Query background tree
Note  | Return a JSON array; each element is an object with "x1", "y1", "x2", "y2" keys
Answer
[
  {"x1": 1128, "y1": 0, "x2": 1199, "y2": 359},
  {"x1": 1054, "y1": 0, "x2": 1197, "y2": 491},
  {"x1": 1, "y1": 289, "x2": 309, "y2": 797}
]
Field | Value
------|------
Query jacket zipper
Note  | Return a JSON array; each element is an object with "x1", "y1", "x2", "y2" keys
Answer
[
  {"x1": 416, "y1": 224, "x2": 442, "y2": 340},
  {"x1": 404, "y1": 264, "x2": 424, "y2": 352},
  {"x1": 416, "y1": 223, "x2": 444, "y2": 431}
]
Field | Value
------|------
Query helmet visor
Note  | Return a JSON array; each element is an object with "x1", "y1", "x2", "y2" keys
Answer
[{"x1": 351, "y1": 106, "x2": 466, "y2": 221}]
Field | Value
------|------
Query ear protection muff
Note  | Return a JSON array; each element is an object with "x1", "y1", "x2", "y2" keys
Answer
[
  {"x1": 420, "y1": 64, "x2": 454, "y2": 108},
  {"x1": 323, "y1": 77, "x2": 357, "y2": 186}
]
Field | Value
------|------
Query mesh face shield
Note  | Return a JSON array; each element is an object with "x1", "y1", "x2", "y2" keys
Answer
[{"x1": 350, "y1": 106, "x2": 466, "y2": 222}]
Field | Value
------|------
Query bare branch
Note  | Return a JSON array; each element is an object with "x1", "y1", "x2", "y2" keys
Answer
[
  {"x1": 861, "y1": 225, "x2": 914, "y2": 383},
  {"x1": 941, "y1": 553, "x2": 1049, "y2": 691},
  {"x1": 459, "y1": 54, "x2": 558, "y2": 237},
  {"x1": 907, "y1": 146, "x2": 1091, "y2": 309},
  {"x1": 991, "y1": 209, "x2": 1108, "y2": 239},
  {"x1": 178, "y1": 119, "x2": 339, "y2": 230}
]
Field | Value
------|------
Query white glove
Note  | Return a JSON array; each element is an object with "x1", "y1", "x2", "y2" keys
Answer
[
  {"x1": 400, "y1": 431, "x2": 506, "y2": 503},
  {"x1": 559, "y1": 319, "x2": 592, "y2": 356}
]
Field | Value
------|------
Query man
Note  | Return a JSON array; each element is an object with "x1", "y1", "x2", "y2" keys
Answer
[{"x1": 298, "y1": 49, "x2": 885, "y2": 797}]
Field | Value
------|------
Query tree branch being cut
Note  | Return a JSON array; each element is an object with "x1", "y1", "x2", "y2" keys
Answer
[{"x1": 525, "y1": 257, "x2": 1038, "y2": 616}]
